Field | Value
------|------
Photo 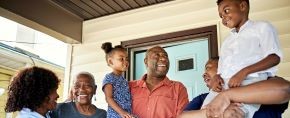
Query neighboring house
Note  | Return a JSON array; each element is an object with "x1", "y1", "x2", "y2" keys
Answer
[{"x1": 0, "y1": 42, "x2": 64, "y2": 118}]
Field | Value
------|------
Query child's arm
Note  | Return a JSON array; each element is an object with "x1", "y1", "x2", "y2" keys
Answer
[
  {"x1": 228, "y1": 54, "x2": 280, "y2": 88},
  {"x1": 103, "y1": 84, "x2": 132, "y2": 118}
]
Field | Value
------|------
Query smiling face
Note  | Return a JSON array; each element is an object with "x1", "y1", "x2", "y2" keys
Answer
[
  {"x1": 203, "y1": 59, "x2": 218, "y2": 89},
  {"x1": 218, "y1": 0, "x2": 248, "y2": 31},
  {"x1": 145, "y1": 46, "x2": 170, "y2": 78},
  {"x1": 73, "y1": 76, "x2": 96, "y2": 105}
]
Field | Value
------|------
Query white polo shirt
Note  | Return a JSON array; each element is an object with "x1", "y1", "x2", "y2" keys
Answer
[{"x1": 218, "y1": 20, "x2": 282, "y2": 79}]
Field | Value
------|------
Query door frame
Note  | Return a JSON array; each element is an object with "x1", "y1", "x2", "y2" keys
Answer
[{"x1": 121, "y1": 25, "x2": 218, "y2": 80}]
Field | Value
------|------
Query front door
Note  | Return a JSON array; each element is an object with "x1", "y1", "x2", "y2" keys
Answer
[{"x1": 133, "y1": 38, "x2": 209, "y2": 100}]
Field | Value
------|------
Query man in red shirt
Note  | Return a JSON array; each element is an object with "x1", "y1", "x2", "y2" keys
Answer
[{"x1": 129, "y1": 46, "x2": 189, "y2": 118}]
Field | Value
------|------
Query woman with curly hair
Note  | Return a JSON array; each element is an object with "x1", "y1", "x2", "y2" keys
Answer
[{"x1": 5, "y1": 66, "x2": 60, "y2": 118}]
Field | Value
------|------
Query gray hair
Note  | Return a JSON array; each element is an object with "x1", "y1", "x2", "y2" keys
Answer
[{"x1": 74, "y1": 72, "x2": 96, "y2": 88}]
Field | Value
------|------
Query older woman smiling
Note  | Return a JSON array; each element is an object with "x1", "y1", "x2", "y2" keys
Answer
[{"x1": 50, "y1": 72, "x2": 106, "y2": 118}]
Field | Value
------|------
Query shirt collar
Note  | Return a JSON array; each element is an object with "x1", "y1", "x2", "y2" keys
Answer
[
  {"x1": 136, "y1": 74, "x2": 172, "y2": 88},
  {"x1": 231, "y1": 20, "x2": 253, "y2": 33},
  {"x1": 20, "y1": 108, "x2": 47, "y2": 118}
]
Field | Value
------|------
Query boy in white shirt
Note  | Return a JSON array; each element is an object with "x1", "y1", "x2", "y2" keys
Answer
[{"x1": 202, "y1": 0, "x2": 282, "y2": 118}]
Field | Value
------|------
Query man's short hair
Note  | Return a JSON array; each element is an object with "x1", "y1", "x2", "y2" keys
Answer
[{"x1": 216, "y1": 0, "x2": 249, "y2": 8}]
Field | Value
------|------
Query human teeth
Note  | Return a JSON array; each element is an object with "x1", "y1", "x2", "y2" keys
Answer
[
  {"x1": 158, "y1": 65, "x2": 165, "y2": 67},
  {"x1": 77, "y1": 95, "x2": 87, "y2": 101}
]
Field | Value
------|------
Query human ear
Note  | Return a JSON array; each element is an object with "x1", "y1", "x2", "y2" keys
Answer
[
  {"x1": 108, "y1": 58, "x2": 113, "y2": 66},
  {"x1": 144, "y1": 58, "x2": 148, "y2": 67},
  {"x1": 239, "y1": 1, "x2": 247, "y2": 12}
]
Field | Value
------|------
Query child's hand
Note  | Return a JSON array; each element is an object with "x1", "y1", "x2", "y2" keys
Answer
[
  {"x1": 211, "y1": 74, "x2": 224, "y2": 92},
  {"x1": 228, "y1": 70, "x2": 247, "y2": 88},
  {"x1": 121, "y1": 112, "x2": 134, "y2": 118}
]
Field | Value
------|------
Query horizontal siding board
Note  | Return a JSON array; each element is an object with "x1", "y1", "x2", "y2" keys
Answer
[
  {"x1": 280, "y1": 34, "x2": 290, "y2": 48},
  {"x1": 71, "y1": 62, "x2": 110, "y2": 74},
  {"x1": 250, "y1": 0, "x2": 289, "y2": 13},
  {"x1": 72, "y1": 41, "x2": 121, "y2": 56},
  {"x1": 251, "y1": 7, "x2": 290, "y2": 21},
  {"x1": 282, "y1": 48, "x2": 290, "y2": 63},
  {"x1": 277, "y1": 62, "x2": 290, "y2": 77},
  {"x1": 83, "y1": 0, "x2": 216, "y2": 33},
  {"x1": 272, "y1": 20, "x2": 290, "y2": 35},
  {"x1": 84, "y1": 8, "x2": 218, "y2": 43},
  {"x1": 71, "y1": 53, "x2": 105, "y2": 66}
]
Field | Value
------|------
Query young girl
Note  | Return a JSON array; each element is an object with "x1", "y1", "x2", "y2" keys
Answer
[{"x1": 101, "y1": 42, "x2": 133, "y2": 118}]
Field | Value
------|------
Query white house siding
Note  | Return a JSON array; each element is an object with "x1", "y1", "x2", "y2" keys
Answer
[{"x1": 69, "y1": 0, "x2": 290, "y2": 117}]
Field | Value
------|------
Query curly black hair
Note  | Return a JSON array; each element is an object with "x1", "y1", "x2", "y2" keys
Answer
[
  {"x1": 101, "y1": 42, "x2": 126, "y2": 65},
  {"x1": 5, "y1": 66, "x2": 59, "y2": 112}
]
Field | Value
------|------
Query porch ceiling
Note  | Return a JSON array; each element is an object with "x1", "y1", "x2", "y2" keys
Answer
[{"x1": 51, "y1": 0, "x2": 172, "y2": 20}]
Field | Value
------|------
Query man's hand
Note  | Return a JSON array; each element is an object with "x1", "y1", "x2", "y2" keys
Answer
[
  {"x1": 228, "y1": 69, "x2": 247, "y2": 88},
  {"x1": 211, "y1": 74, "x2": 224, "y2": 92},
  {"x1": 205, "y1": 92, "x2": 231, "y2": 118},
  {"x1": 223, "y1": 103, "x2": 244, "y2": 118}
]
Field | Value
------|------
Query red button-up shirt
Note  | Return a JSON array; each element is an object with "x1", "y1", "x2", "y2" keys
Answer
[{"x1": 129, "y1": 74, "x2": 189, "y2": 118}]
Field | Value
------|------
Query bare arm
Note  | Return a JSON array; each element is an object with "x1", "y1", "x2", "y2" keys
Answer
[
  {"x1": 104, "y1": 84, "x2": 132, "y2": 118},
  {"x1": 229, "y1": 54, "x2": 280, "y2": 88},
  {"x1": 178, "y1": 110, "x2": 207, "y2": 118},
  {"x1": 206, "y1": 77, "x2": 290, "y2": 117},
  {"x1": 243, "y1": 54, "x2": 280, "y2": 75},
  {"x1": 227, "y1": 77, "x2": 290, "y2": 104}
]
